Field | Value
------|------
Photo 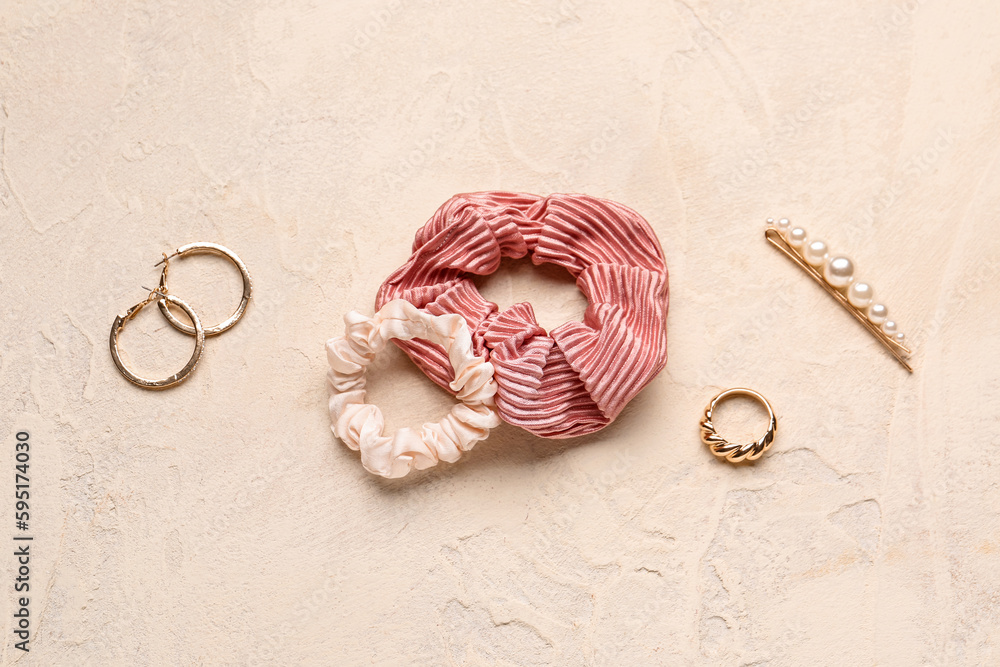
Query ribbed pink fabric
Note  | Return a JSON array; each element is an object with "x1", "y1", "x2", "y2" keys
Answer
[{"x1": 376, "y1": 192, "x2": 669, "y2": 439}]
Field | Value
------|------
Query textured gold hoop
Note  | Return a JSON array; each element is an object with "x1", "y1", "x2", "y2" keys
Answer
[
  {"x1": 156, "y1": 242, "x2": 252, "y2": 337},
  {"x1": 700, "y1": 388, "x2": 776, "y2": 463},
  {"x1": 110, "y1": 292, "x2": 205, "y2": 389}
]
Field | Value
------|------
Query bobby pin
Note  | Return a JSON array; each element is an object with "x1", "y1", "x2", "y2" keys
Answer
[{"x1": 765, "y1": 218, "x2": 913, "y2": 373}]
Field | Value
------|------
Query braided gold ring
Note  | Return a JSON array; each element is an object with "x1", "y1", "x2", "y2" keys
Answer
[{"x1": 700, "y1": 388, "x2": 776, "y2": 463}]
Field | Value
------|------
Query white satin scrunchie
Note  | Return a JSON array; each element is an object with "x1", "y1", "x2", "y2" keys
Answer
[{"x1": 326, "y1": 299, "x2": 501, "y2": 478}]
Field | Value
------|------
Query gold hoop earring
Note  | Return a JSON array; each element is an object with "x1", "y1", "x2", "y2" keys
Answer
[
  {"x1": 155, "y1": 242, "x2": 252, "y2": 337},
  {"x1": 700, "y1": 388, "x2": 777, "y2": 463},
  {"x1": 110, "y1": 290, "x2": 205, "y2": 389}
]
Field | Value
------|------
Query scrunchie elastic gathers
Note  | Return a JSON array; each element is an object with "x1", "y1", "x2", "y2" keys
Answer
[
  {"x1": 376, "y1": 192, "x2": 669, "y2": 439},
  {"x1": 326, "y1": 299, "x2": 501, "y2": 478}
]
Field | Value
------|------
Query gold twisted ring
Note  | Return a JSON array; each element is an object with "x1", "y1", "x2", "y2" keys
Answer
[{"x1": 700, "y1": 388, "x2": 777, "y2": 463}]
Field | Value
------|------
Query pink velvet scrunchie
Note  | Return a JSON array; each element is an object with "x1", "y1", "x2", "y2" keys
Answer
[{"x1": 376, "y1": 192, "x2": 669, "y2": 439}]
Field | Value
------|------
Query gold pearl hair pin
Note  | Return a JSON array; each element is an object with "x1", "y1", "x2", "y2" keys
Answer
[{"x1": 765, "y1": 219, "x2": 913, "y2": 373}]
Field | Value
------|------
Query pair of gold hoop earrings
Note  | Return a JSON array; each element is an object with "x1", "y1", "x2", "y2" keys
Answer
[{"x1": 109, "y1": 242, "x2": 253, "y2": 389}]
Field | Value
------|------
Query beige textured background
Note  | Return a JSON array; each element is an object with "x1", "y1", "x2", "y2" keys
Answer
[{"x1": 2, "y1": 0, "x2": 999, "y2": 664}]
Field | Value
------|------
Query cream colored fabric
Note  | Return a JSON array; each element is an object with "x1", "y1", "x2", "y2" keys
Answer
[{"x1": 326, "y1": 299, "x2": 500, "y2": 478}]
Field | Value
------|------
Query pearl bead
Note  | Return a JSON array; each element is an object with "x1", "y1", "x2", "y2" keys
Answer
[
  {"x1": 893, "y1": 332, "x2": 906, "y2": 344},
  {"x1": 847, "y1": 282, "x2": 874, "y2": 309},
  {"x1": 823, "y1": 255, "x2": 855, "y2": 289},
  {"x1": 882, "y1": 320, "x2": 898, "y2": 335},
  {"x1": 803, "y1": 240, "x2": 829, "y2": 267},
  {"x1": 787, "y1": 227, "x2": 807, "y2": 249},
  {"x1": 775, "y1": 218, "x2": 791, "y2": 233},
  {"x1": 868, "y1": 303, "x2": 888, "y2": 324}
]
